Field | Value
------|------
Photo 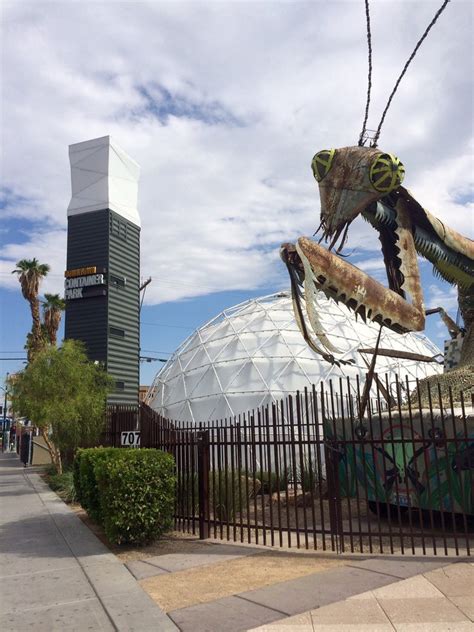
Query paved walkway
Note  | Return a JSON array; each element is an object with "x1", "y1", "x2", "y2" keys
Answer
[
  {"x1": 0, "y1": 453, "x2": 177, "y2": 631},
  {"x1": 1, "y1": 451, "x2": 473, "y2": 631},
  {"x1": 163, "y1": 554, "x2": 473, "y2": 631},
  {"x1": 249, "y1": 562, "x2": 474, "y2": 631}
]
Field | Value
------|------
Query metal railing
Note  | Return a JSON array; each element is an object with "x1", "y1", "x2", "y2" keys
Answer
[{"x1": 104, "y1": 377, "x2": 473, "y2": 556}]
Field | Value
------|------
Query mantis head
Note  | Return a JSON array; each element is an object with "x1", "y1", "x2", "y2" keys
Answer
[{"x1": 311, "y1": 146, "x2": 405, "y2": 248}]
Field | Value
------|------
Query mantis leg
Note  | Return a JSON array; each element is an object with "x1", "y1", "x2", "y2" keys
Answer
[{"x1": 297, "y1": 199, "x2": 426, "y2": 335}]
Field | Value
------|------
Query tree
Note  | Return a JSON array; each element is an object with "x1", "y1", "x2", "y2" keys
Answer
[
  {"x1": 9, "y1": 340, "x2": 114, "y2": 473},
  {"x1": 43, "y1": 293, "x2": 66, "y2": 346},
  {"x1": 12, "y1": 258, "x2": 50, "y2": 360}
]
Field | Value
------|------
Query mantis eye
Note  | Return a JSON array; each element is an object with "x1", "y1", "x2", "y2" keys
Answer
[
  {"x1": 312, "y1": 149, "x2": 336, "y2": 182},
  {"x1": 369, "y1": 153, "x2": 405, "y2": 193}
]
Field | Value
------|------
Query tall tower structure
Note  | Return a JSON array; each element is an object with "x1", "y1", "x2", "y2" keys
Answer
[{"x1": 64, "y1": 136, "x2": 141, "y2": 405}]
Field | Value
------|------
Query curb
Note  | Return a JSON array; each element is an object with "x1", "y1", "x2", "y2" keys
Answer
[{"x1": 26, "y1": 470, "x2": 179, "y2": 632}]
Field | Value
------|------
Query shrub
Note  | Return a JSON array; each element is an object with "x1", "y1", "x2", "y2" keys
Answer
[
  {"x1": 44, "y1": 463, "x2": 58, "y2": 477},
  {"x1": 95, "y1": 449, "x2": 175, "y2": 545},
  {"x1": 210, "y1": 470, "x2": 261, "y2": 521},
  {"x1": 77, "y1": 447, "x2": 118, "y2": 522},
  {"x1": 298, "y1": 457, "x2": 321, "y2": 493},
  {"x1": 256, "y1": 470, "x2": 288, "y2": 495},
  {"x1": 47, "y1": 470, "x2": 77, "y2": 504},
  {"x1": 73, "y1": 449, "x2": 83, "y2": 505},
  {"x1": 178, "y1": 471, "x2": 199, "y2": 515}
]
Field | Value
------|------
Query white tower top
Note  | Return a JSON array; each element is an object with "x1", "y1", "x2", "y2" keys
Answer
[{"x1": 67, "y1": 135, "x2": 141, "y2": 227}]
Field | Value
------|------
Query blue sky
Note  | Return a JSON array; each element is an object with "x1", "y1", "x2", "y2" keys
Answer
[{"x1": 1, "y1": 1, "x2": 472, "y2": 387}]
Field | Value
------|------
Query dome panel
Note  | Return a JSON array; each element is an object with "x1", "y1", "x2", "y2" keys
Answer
[
  {"x1": 147, "y1": 291, "x2": 442, "y2": 423},
  {"x1": 207, "y1": 335, "x2": 249, "y2": 363}
]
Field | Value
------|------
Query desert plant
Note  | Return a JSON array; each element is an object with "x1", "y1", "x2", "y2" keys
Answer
[
  {"x1": 256, "y1": 469, "x2": 288, "y2": 495},
  {"x1": 178, "y1": 471, "x2": 199, "y2": 515},
  {"x1": 46, "y1": 470, "x2": 77, "y2": 503},
  {"x1": 210, "y1": 469, "x2": 261, "y2": 521},
  {"x1": 298, "y1": 456, "x2": 321, "y2": 493}
]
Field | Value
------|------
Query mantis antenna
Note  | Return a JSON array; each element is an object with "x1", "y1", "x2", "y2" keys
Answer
[{"x1": 357, "y1": 0, "x2": 452, "y2": 147}]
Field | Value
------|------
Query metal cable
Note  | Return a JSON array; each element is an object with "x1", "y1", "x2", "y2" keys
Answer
[
  {"x1": 371, "y1": 0, "x2": 451, "y2": 147},
  {"x1": 358, "y1": 0, "x2": 373, "y2": 146}
]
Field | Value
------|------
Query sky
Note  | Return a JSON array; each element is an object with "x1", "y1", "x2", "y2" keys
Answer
[{"x1": 1, "y1": 0, "x2": 473, "y2": 387}]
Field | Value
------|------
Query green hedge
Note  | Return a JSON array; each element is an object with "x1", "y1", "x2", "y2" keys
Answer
[
  {"x1": 95, "y1": 449, "x2": 175, "y2": 545},
  {"x1": 76, "y1": 447, "x2": 118, "y2": 522},
  {"x1": 74, "y1": 447, "x2": 175, "y2": 545}
]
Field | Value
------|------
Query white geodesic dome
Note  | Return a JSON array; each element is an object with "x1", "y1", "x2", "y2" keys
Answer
[{"x1": 147, "y1": 291, "x2": 442, "y2": 423}]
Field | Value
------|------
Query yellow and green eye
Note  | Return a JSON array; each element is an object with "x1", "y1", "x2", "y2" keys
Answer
[
  {"x1": 312, "y1": 149, "x2": 336, "y2": 182},
  {"x1": 369, "y1": 153, "x2": 405, "y2": 193}
]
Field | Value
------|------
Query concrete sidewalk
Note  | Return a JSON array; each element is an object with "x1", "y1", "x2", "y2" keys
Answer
[
  {"x1": 166, "y1": 555, "x2": 473, "y2": 631},
  {"x1": 0, "y1": 452, "x2": 178, "y2": 631},
  {"x1": 1, "y1": 451, "x2": 472, "y2": 631},
  {"x1": 145, "y1": 538, "x2": 472, "y2": 631},
  {"x1": 249, "y1": 562, "x2": 474, "y2": 631}
]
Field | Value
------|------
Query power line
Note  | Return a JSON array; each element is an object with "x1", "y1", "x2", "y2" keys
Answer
[
  {"x1": 141, "y1": 349, "x2": 172, "y2": 355},
  {"x1": 140, "y1": 355, "x2": 167, "y2": 363},
  {"x1": 1, "y1": 271, "x2": 241, "y2": 293},
  {"x1": 140, "y1": 321, "x2": 193, "y2": 329},
  {"x1": 0, "y1": 272, "x2": 65, "y2": 278}
]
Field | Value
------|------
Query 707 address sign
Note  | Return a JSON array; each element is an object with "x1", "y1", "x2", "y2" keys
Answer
[{"x1": 120, "y1": 431, "x2": 141, "y2": 447}]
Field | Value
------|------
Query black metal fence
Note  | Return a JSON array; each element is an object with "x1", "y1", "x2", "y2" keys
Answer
[
  {"x1": 103, "y1": 405, "x2": 139, "y2": 446},
  {"x1": 105, "y1": 378, "x2": 473, "y2": 556}
]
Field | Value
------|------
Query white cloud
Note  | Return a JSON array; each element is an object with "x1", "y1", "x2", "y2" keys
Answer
[
  {"x1": 1, "y1": 0, "x2": 472, "y2": 306},
  {"x1": 425, "y1": 283, "x2": 459, "y2": 313},
  {"x1": 1, "y1": 229, "x2": 67, "y2": 296}
]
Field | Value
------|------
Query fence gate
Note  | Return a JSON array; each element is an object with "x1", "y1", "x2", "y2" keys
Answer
[{"x1": 106, "y1": 379, "x2": 473, "y2": 556}]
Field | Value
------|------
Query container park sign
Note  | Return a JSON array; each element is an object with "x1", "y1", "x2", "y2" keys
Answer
[
  {"x1": 64, "y1": 266, "x2": 107, "y2": 300},
  {"x1": 121, "y1": 431, "x2": 140, "y2": 447}
]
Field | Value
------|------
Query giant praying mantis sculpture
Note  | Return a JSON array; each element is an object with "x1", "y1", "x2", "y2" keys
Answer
[
  {"x1": 280, "y1": 1, "x2": 473, "y2": 371},
  {"x1": 281, "y1": 145, "x2": 474, "y2": 367}
]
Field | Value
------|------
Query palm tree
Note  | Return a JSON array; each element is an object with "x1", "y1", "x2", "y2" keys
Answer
[
  {"x1": 43, "y1": 293, "x2": 66, "y2": 346},
  {"x1": 12, "y1": 258, "x2": 50, "y2": 359}
]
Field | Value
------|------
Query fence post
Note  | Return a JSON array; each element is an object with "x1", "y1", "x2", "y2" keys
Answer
[
  {"x1": 197, "y1": 430, "x2": 210, "y2": 540},
  {"x1": 111, "y1": 409, "x2": 118, "y2": 447},
  {"x1": 325, "y1": 439, "x2": 343, "y2": 552}
]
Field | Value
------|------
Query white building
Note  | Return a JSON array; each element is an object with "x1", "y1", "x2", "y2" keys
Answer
[{"x1": 147, "y1": 291, "x2": 442, "y2": 423}]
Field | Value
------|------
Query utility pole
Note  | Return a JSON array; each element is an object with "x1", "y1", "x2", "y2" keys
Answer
[
  {"x1": 139, "y1": 277, "x2": 152, "y2": 312},
  {"x1": 2, "y1": 373, "x2": 9, "y2": 453}
]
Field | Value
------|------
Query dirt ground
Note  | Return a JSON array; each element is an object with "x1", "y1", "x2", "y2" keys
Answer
[
  {"x1": 69, "y1": 499, "x2": 466, "y2": 614},
  {"x1": 139, "y1": 549, "x2": 346, "y2": 612},
  {"x1": 71, "y1": 503, "x2": 202, "y2": 560},
  {"x1": 70, "y1": 503, "x2": 347, "y2": 612}
]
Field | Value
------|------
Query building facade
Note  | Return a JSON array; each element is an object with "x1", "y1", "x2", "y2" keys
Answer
[{"x1": 64, "y1": 136, "x2": 141, "y2": 405}]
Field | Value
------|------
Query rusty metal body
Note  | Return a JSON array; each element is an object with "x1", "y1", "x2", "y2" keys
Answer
[{"x1": 282, "y1": 146, "x2": 474, "y2": 364}]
